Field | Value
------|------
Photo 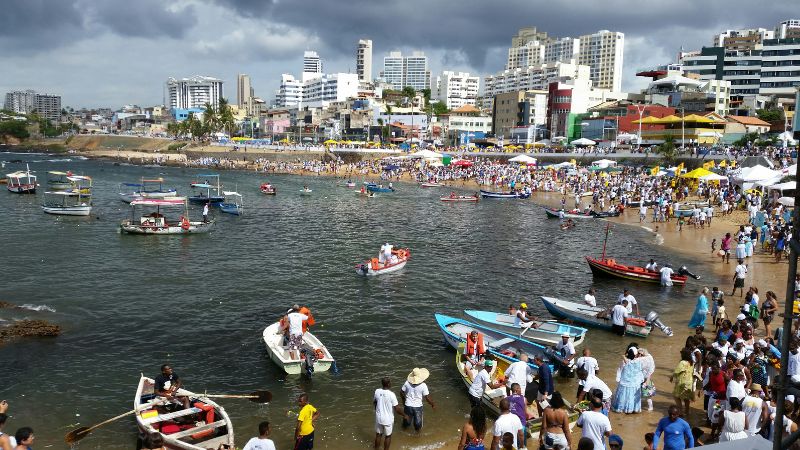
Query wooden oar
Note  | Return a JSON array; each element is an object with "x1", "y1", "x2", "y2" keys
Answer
[
  {"x1": 64, "y1": 409, "x2": 139, "y2": 444},
  {"x1": 195, "y1": 390, "x2": 273, "y2": 404}
]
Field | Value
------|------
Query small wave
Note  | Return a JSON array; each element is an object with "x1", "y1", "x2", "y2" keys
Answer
[
  {"x1": 18, "y1": 304, "x2": 56, "y2": 312},
  {"x1": 406, "y1": 441, "x2": 447, "y2": 450},
  {"x1": 32, "y1": 158, "x2": 73, "y2": 163}
]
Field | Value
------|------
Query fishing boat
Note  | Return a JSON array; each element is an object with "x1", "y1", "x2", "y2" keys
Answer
[
  {"x1": 355, "y1": 189, "x2": 375, "y2": 198},
  {"x1": 421, "y1": 182, "x2": 441, "y2": 188},
  {"x1": 6, "y1": 165, "x2": 36, "y2": 194},
  {"x1": 119, "y1": 178, "x2": 178, "y2": 203},
  {"x1": 41, "y1": 189, "x2": 92, "y2": 216},
  {"x1": 262, "y1": 322, "x2": 335, "y2": 375},
  {"x1": 366, "y1": 184, "x2": 395, "y2": 193},
  {"x1": 435, "y1": 314, "x2": 569, "y2": 373},
  {"x1": 300, "y1": 188, "x2": 313, "y2": 196},
  {"x1": 539, "y1": 296, "x2": 673, "y2": 338},
  {"x1": 462, "y1": 310, "x2": 588, "y2": 347},
  {"x1": 345, "y1": 181, "x2": 356, "y2": 188},
  {"x1": 134, "y1": 375, "x2": 234, "y2": 450},
  {"x1": 673, "y1": 201, "x2": 712, "y2": 218},
  {"x1": 218, "y1": 191, "x2": 243, "y2": 216},
  {"x1": 585, "y1": 223, "x2": 693, "y2": 285},
  {"x1": 189, "y1": 174, "x2": 224, "y2": 204},
  {"x1": 479, "y1": 189, "x2": 530, "y2": 199},
  {"x1": 120, "y1": 197, "x2": 214, "y2": 235},
  {"x1": 454, "y1": 343, "x2": 578, "y2": 437},
  {"x1": 440, "y1": 194, "x2": 479, "y2": 202},
  {"x1": 46, "y1": 171, "x2": 76, "y2": 190},
  {"x1": 259, "y1": 182, "x2": 276, "y2": 195},
  {"x1": 355, "y1": 248, "x2": 410, "y2": 276}
]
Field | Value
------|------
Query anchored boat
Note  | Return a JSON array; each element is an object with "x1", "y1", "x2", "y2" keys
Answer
[
  {"x1": 262, "y1": 322, "x2": 335, "y2": 375},
  {"x1": 462, "y1": 310, "x2": 587, "y2": 347},
  {"x1": 539, "y1": 296, "x2": 673, "y2": 338},
  {"x1": 189, "y1": 174, "x2": 224, "y2": 204},
  {"x1": 6, "y1": 165, "x2": 36, "y2": 194},
  {"x1": 119, "y1": 178, "x2": 177, "y2": 203},
  {"x1": 218, "y1": 191, "x2": 243, "y2": 216},
  {"x1": 355, "y1": 248, "x2": 410, "y2": 276},
  {"x1": 120, "y1": 197, "x2": 214, "y2": 235},
  {"x1": 42, "y1": 177, "x2": 93, "y2": 216}
]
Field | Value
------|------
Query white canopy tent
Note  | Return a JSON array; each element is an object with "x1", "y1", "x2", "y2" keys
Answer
[
  {"x1": 508, "y1": 155, "x2": 537, "y2": 164},
  {"x1": 768, "y1": 181, "x2": 796, "y2": 193},
  {"x1": 779, "y1": 196, "x2": 795, "y2": 207},
  {"x1": 699, "y1": 173, "x2": 728, "y2": 182},
  {"x1": 782, "y1": 163, "x2": 797, "y2": 175},
  {"x1": 753, "y1": 177, "x2": 782, "y2": 188},
  {"x1": 591, "y1": 159, "x2": 618, "y2": 168},
  {"x1": 571, "y1": 138, "x2": 596, "y2": 146},
  {"x1": 736, "y1": 164, "x2": 781, "y2": 181},
  {"x1": 409, "y1": 149, "x2": 444, "y2": 160}
]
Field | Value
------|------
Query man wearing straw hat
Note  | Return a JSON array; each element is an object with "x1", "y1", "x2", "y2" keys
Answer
[{"x1": 401, "y1": 368, "x2": 436, "y2": 433}]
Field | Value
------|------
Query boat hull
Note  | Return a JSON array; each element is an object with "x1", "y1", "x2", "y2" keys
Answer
[
  {"x1": 218, "y1": 203, "x2": 242, "y2": 215},
  {"x1": 356, "y1": 249, "x2": 410, "y2": 276},
  {"x1": 120, "y1": 221, "x2": 215, "y2": 235},
  {"x1": 586, "y1": 257, "x2": 687, "y2": 285},
  {"x1": 462, "y1": 310, "x2": 587, "y2": 347},
  {"x1": 189, "y1": 196, "x2": 224, "y2": 204},
  {"x1": 539, "y1": 296, "x2": 652, "y2": 337},
  {"x1": 544, "y1": 208, "x2": 593, "y2": 219},
  {"x1": 367, "y1": 186, "x2": 394, "y2": 193},
  {"x1": 421, "y1": 183, "x2": 441, "y2": 188},
  {"x1": 262, "y1": 322, "x2": 334, "y2": 375},
  {"x1": 42, "y1": 205, "x2": 92, "y2": 216},
  {"x1": 480, "y1": 189, "x2": 530, "y2": 199},
  {"x1": 440, "y1": 196, "x2": 479, "y2": 202},
  {"x1": 7, "y1": 184, "x2": 36, "y2": 194}
]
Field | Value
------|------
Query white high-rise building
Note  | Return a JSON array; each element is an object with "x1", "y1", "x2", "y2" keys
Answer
[
  {"x1": 165, "y1": 76, "x2": 224, "y2": 110},
  {"x1": 303, "y1": 73, "x2": 360, "y2": 106},
  {"x1": 432, "y1": 71, "x2": 480, "y2": 110},
  {"x1": 303, "y1": 51, "x2": 323, "y2": 81},
  {"x1": 483, "y1": 62, "x2": 590, "y2": 98},
  {"x1": 506, "y1": 40, "x2": 546, "y2": 70},
  {"x1": 577, "y1": 30, "x2": 624, "y2": 92},
  {"x1": 544, "y1": 37, "x2": 580, "y2": 64},
  {"x1": 357, "y1": 39, "x2": 373, "y2": 82},
  {"x1": 380, "y1": 51, "x2": 431, "y2": 91},
  {"x1": 275, "y1": 74, "x2": 303, "y2": 108},
  {"x1": 776, "y1": 19, "x2": 800, "y2": 38},
  {"x1": 4, "y1": 90, "x2": 61, "y2": 121}
]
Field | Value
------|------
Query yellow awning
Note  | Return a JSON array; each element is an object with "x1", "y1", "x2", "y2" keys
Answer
[
  {"x1": 632, "y1": 116, "x2": 662, "y2": 124},
  {"x1": 681, "y1": 167, "x2": 714, "y2": 179}
]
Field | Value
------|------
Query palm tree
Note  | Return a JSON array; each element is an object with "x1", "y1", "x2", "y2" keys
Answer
[
  {"x1": 202, "y1": 102, "x2": 218, "y2": 136},
  {"x1": 217, "y1": 98, "x2": 235, "y2": 137}
]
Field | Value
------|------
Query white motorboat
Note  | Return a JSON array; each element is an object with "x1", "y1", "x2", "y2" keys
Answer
[
  {"x1": 6, "y1": 165, "x2": 36, "y2": 194},
  {"x1": 262, "y1": 322, "x2": 334, "y2": 375},
  {"x1": 120, "y1": 197, "x2": 214, "y2": 235},
  {"x1": 42, "y1": 191, "x2": 92, "y2": 216},
  {"x1": 134, "y1": 375, "x2": 234, "y2": 450},
  {"x1": 355, "y1": 248, "x2": 410, "y2": 276}
]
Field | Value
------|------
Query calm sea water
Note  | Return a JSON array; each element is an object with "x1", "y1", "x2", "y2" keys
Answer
[{"x1": 0, "y1": 153, "x2": 707, "y2": 449}]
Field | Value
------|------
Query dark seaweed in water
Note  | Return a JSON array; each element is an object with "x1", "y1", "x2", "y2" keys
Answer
[{"x1": 0, "y1": 319, "x2": 61, "y2": 342}]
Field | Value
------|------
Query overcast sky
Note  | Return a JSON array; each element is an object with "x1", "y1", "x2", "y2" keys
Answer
[{"x1": 1, "y1": 0, "x2": 796, "y2": 109}]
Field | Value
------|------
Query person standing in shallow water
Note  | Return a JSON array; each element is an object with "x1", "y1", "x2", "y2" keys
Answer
[{"x1": 688, "y1": 287, "x2": 709, "y2": 328}]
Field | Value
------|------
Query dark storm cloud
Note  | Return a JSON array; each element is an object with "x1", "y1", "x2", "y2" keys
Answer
[
  {"x1": 210, "y1": 0, "x2": 798, "y2": 69},
  {"x1": 0, "y1": 0, "x2": 198, "y2": 53}
]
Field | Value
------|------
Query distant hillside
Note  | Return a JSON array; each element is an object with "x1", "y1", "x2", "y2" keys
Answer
[{"x1": 67, "y1": 135, "x2": 176, "y2": 152}]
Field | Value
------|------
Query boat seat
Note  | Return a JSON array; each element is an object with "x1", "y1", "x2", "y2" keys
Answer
[
  {"x1": 141, "y1": 407, "x2": 201, "y2": 425},
  {"x1": 488, "y1": 337, "x2": 515, "y2": 349},
  {"x1": 167, "y1": 419, "x2": 227, "y2": 439},
  {"x1": 495, "y1": 315, "x2": 515, "y2": 324}
]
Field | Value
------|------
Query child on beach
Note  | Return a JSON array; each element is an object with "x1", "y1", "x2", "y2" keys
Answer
[
  {"x1": 643, "y1": 432, "x2": 654, "y2": 450},
  {"x1": 714, "y1": 299, "x2": 727, "y2": 333},
  {"x1": 711, "y1": 239, "x2": 717, "y2": 254}
]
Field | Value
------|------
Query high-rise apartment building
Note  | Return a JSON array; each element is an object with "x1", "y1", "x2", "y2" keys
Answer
[
  {"x1": 483, "y1": 62, "x2": 591, "y2": 98},
  {"x1": 431, "y1": 71, "x2": 480, "y2": 110},
  {"x1": 776, "y1": 19, "x2": 800, "y2": 39},
  {"x1": 275, "y1": 74, "x2": 303, "y2": 108},
  {"x1": 503, "y1": 27, "x2": 624, "y2": 92},
  {"x1": 303, "y1": 51, "x2": 323, "y2": 81},
  {"x1": 357, "y1": 39, "x2": 373, "y2": 82},
  {"x1": 714, "y1": 28, "x2": 774, "y2": 52},
  {"x1": 165, "y1": 76, "x2": 224, "y2": 110},
  {"x1": 380, "y1": 51, "x2": 431, "y2": 91},
  {"x1": 236, "y1": 74, "x2": 255, "y2": 113},
  {"x1": 577, "y1": 30, "x2": 624, "y2": 92},
  {"x1": 4, "y1": 90, "x2": 62, "y2": 121}
]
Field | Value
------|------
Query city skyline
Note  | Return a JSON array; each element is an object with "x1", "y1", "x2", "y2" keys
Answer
[{"x1": 1, "y1": 0, "x2": 797, "y2": 108}]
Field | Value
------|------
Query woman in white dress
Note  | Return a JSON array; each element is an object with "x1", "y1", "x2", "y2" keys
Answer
[
  {"x1": 638, "y1": 348, "x2": 656, "y2": 411},
  {"x1": 719, "y1": 397, "x2": 749, "y2": 442}
]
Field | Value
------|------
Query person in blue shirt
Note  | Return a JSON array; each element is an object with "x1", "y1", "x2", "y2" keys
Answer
[
  {"x1": 653, "y1": 406, "x2": 694, "y2": 450},
  {"x1": 534, "y1": 355, "x2": 553, "y2": 414}
]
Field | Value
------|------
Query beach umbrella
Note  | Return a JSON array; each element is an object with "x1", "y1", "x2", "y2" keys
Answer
[
  {"x1": 681, "y1": 167, "x2": 714, "y2": 179},
  {"x1": 509, "y1": 155, "x2": 537, "y2": 164},
  {"x1": 571, "y1": 138, "x2": 596, "y2": 146},
  {"x1": 452, "y1": 159, "x2": 473, "y2": 167}
]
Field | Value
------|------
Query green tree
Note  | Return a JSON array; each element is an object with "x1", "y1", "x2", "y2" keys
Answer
[
  {"x1": 0, "y1": 120, "x2": 30, "y2": 139},
  {"x1": 421, "y1": 88, "x2": 431, "y2": 102},
  {"x1": 202, "y1": 102, "x2": 218, "y2": 136},
  {"x1": 186, "y1": 113, "x2": 203, "y2": 139},
  {"x1": 432, "y1": 102, "x2": 449, "y2": 116},
  {"x1": 656, "y1": 135, "x2": 677, "y2": 164},
  {"x1": 217, "y1": 98, "x2": 235, "y2": 137},
  {"x1": 756, "y1": 108, "x2": 783, "y2": 122},
  {"x1": 401, "y1": 86, "x2": 416, "y2": 99}
]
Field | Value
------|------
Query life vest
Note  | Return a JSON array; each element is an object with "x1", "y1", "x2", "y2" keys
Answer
[
  {"x1": 314, "y1": 348, "x2": 325, "y2": 359},
  {"x1": 180, "y1": 216, "x2": 190, "y2": 230},
  {"x1": 299, "y1": 306, "x2": 315, "y2": 333},
  {"x1": 465, "y1": 333, "x2": 485, "y2": 356},
  {"x1": 191, "y1": 401, "x2": 216, "y2": 439},
  {"x1": 626, "y1": 317, "x2": 647, "y2": 327},
  {"x1": 371, "y1": 258, "x2": 379, "y2": 270}
]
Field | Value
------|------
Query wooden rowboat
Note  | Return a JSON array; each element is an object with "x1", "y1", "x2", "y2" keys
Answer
[
  {"x1": 480, "y1": 189, "x2": 530, "y2": 199},
  {"x1": 421, "y1": 182, "x2": 441, "y2": 188},
  {"x1": 134, "y1": 375, "x2": 234, "y2": 450},
  {"x1": 539, "y1": 296, "x2": 661, "y2": 338},
  {"x1": 586, "y1": 256, "x2": 688, "y2": 285},
  {"x1": 462, "y1": 310, "x2": 587, "y2": 347},
  {"x1": 259, "y1": 183, "x2": 276, "y2": 195},
  {"x1": 454, "y1": 343, "x2": 579, "y2": 440},
  {"x1": 440, "y1": 195, "x2": 479, "y2": 202},
  {"x1": 262, "y1": 322, "x2": 334, "y2": 375}
]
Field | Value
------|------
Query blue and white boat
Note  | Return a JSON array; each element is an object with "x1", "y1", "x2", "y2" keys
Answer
[
  {"x1": 539, "y1": 296, "x2": 674, "y2": 338},
  {"x1": 218, "y1": 191, "x2": 243, "y2": 216},
  {"x1": 434, "y1": 313, "x2": 565, "y2": 373},
  {"x1": 463, "y1": 310, "x2": 588, "y2": 347},
  {"x1": 189, "y1": 174, "x2": 225, "y2": 204},
  {"x1": 366, "y1": 183, "x2": 395, "y2": 193},
  {"x1": 118, "y1": 178, "x2": 177, "y2": 203},
  {"x1": 480, "y1": 189, "x2": 530, "y2": 199}
]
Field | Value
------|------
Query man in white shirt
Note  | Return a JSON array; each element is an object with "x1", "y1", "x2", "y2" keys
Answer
[
  {"x1": 575, "y1": 348, "x2": 600, "y2": 397},
  {"x1": 732, "y1": 259, "x2": 747, "y2": 297},
  {"x1": 490, "y1": 398, "x2": 524, "y2": 450},
  {"x1": 611, "y1": 301, "x2": 629, "y2": 336},
  {"x1": 383, "y1": 243, "x2": 393, "y2": 266},
  {"x1": 401, "y1": 368, "x2": 435, "y2": 432},
  {"x1": 467, "y1": 360, "x2": 502, "y2": 409},
  {"x1": 242, "y1": 421, "x2": 277, "y2": 450},
  {"x1": 645, "y1": 259, "x2": 658, "y2": 272},
  {"x1": 584, "y1": 288, "x2": 597, "y2": 307},
  {"x1": 742, "y1": 384, "x2": 768, "y2": 437},
  {"x1": 374, "y1": 377, "x2": 406, "y2": 450},
  {"x1": 617, "y1": 289, "x2": 639, "y2": 315},
  {"x1": 504, "y1": 354, "x2": 533, "y2": 395},
  {"x1": 286, "y1": 305, "x2": 308, "y2": 360},
  {"x1": 577, "y1": 395, "x2": 612, "y2": 450},
  {"x1": 578, "y1": 370, "x2": 613, "y2": 409},
  {"x1": 555, "y1": 333, "x2": 576, "y2": 367},
  {"x1": 788, "y1": 340, "x2": 800, "y2": 379},
  {"x1": 660, "y1": 265, "x2": 674, "y2": 287},
  {"x1": 378, "y1": 243, "x2": 386, "y2": 264},
  {"x1": 726, "y1": 369, "x2": 747, "y2": 404}
]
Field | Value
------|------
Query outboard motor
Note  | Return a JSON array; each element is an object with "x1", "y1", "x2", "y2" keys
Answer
[
  {"x1": 646, "y1": 311, "x2": 673, "y2": 337},
  {"x1": 677, "y1": 265, "x2": 701, "y2": 280},
  {"x1": 301, "y1": 348, "x2": 317, "y2": 379},
  {"x1": 358, "y1": 264, "x2": 369, "y2": 275}
]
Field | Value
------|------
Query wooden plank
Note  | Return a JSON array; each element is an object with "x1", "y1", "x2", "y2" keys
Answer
[
  {"x1": 168, "y1": 419, "x2": 227, "y2": 440},
  {"x1": 142, "y1": 407, "x2": 201, "y2": 425}
]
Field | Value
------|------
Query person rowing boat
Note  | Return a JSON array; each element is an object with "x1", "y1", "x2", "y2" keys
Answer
[{"x1": 516, "y1": 303, "x2": 540, "y2": 332}]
